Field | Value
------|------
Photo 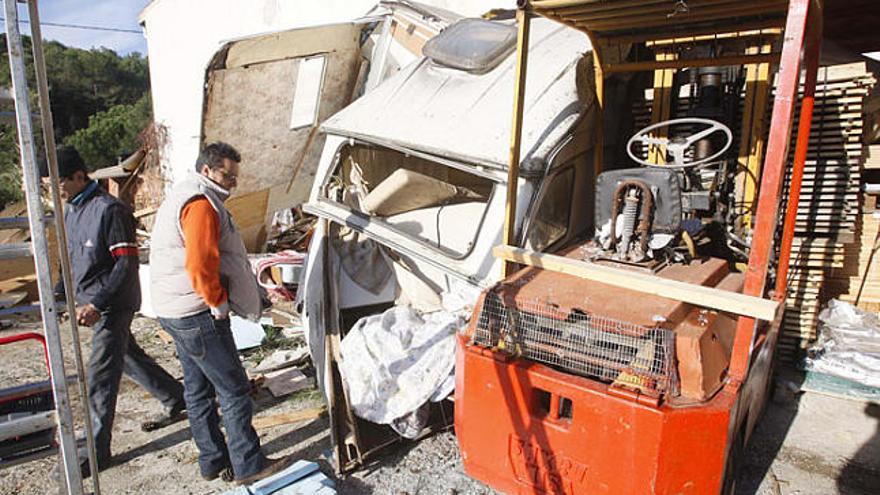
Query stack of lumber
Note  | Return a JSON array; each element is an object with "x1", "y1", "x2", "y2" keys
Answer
[
  {"x1": 780, "y1": 62, "x2": 877, "y2": 361},
  {"x1": 824, "y1": 144, "x2": 880, "y2": 312}
]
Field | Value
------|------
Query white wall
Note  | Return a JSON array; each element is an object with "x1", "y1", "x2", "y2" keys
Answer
[{"x1": 140, "y1": 0, "x2": 515, "y2": 182}]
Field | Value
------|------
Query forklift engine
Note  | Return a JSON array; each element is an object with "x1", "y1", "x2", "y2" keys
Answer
[{"x1": 592, "y1": 66, "x2": 746, "y2": 266}]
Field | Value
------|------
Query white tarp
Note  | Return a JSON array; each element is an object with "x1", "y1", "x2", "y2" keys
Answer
[{"x1": 338, "y1": 306, "x2": 462, "y2": 435}]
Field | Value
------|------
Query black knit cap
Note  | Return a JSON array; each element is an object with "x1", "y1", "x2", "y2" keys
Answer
[{"x1": 51, "y1": 145, "x2": 87, "y2": 178}]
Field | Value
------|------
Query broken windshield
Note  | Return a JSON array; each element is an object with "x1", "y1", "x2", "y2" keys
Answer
[{"x1": 322, "y1": 143, "x2": 494, "y2": 258}]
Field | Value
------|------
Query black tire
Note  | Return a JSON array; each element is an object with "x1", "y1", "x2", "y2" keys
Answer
[{"x1": 722, "y1": 426, "x2": 745, "y2": 495}]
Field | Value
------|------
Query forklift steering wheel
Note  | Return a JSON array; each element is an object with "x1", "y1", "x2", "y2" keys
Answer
[{"x1": 626, "y1": 117, "x2": 732, "y2": 169}]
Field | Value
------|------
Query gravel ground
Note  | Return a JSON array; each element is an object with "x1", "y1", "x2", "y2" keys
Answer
[
  {"x1": 0, "y1": 316, "x2": 496, "y2": 495},
  {"x1": 1, "y1": 316, "x2": 878, "y2": 494}
]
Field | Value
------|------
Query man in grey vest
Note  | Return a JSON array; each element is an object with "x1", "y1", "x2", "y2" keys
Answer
[
  {"x1": 50, "y1": 146, "x2": 186, "y2": 478},
  {"x1": 150, "y1": 142, "x2": 284, "y2": 485}
]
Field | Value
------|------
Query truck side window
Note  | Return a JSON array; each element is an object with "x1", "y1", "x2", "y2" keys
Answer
[{"x1": 527, "y1": 167, "x2": 574, "y2": 252}]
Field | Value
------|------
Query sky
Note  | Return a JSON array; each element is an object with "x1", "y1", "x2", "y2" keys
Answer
[
  {"x1": 2, "y1": 0, "x2": 148, "y2": 55},
  {"x1": 0, "y1": 1, "x2": 878, "y2": 62}
]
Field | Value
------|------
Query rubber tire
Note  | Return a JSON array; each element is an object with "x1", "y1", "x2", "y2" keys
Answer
[{"x1": 721, "y1": 426, "x2": 745, "y2": 495}]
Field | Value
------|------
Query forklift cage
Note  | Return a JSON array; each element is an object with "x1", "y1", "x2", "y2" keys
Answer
[{"x1": 498, "y1": 0, "x2": 824, "y2": 387}]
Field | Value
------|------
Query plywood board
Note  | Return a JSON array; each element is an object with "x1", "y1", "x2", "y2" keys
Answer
[
  {"x1": 226, "y1": 188, "x2": 270, "y2": 252},
  {"x1": 203, "y1": 32, "x2": 363, "y2": 246}
]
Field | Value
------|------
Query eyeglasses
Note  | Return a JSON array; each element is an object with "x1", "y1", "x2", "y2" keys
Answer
[{"x1": 214, "y1": 169, "x2": 238, "y2": 182}]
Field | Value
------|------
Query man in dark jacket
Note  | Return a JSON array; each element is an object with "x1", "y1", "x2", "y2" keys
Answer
[{"x1": 52, "y1": 146, "x2": 186, "y2": 477}]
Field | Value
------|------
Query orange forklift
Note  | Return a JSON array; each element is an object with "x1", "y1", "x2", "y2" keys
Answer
[{"x1": 456, "y1": 0, "x2": 823, "y2": 493}]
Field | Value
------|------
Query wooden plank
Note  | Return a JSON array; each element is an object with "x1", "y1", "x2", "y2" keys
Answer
[
  {"x1": 493, "y1": 245, "x2": 778, "y2": 320},
  {"x1": 252, "y1": 406, "x2": 326, "y2": 430},
  {"x1": 226, "y1": 188, "x2": 270, "y2": 252},
  {"x1": 0, "y1": 291, "x2": 26, "y2": 309}
]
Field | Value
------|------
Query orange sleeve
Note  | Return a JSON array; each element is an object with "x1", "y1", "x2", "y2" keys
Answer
[{"x1": 180, "y1": 197, "x2": 228, "y2": 308}]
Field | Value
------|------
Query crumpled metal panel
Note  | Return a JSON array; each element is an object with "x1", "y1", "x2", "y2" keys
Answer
[{"x1": 321, "y1": 18, "x2": 594, "y2": 173}]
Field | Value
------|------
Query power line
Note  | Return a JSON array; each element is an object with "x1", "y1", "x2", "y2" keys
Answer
[{"x1": 0, "y1": 16, "x2": 142, "y2": 34}]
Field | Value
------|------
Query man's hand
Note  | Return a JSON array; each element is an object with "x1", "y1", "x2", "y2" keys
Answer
[
  {"x1": 210, "y1": 301, "x2": 230, "y2": 320},
  {"x1": 76, "y1": 304, "x2": 101, "y2": 327}
]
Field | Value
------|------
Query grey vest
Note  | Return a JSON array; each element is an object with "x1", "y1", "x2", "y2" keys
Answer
[{"x1": 149, "y1": 174, "x2": 261, "y2": 320}]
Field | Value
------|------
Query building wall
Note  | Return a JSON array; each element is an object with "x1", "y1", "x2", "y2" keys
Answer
[{"x1": 140, "y1": 0, "x2": 515, "y2": 183}]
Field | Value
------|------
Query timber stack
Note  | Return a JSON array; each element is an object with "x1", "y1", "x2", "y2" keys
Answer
[{"x1": 781, "y1": 62, "x2": 878, "y2": 362}]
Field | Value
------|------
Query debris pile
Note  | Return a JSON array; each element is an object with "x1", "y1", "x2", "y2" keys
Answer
[{"x1": 267, "y1": 207, "x2": 316, "y2": 253}]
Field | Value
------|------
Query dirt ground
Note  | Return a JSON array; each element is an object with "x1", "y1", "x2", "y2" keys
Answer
[{"x1": 1, "y1": 316, "x2": 878, "y2": 495}]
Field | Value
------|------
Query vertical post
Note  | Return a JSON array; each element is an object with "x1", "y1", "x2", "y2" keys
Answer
[
  {"x1": 591, "y1": 45, "x2": 605, "y2": 177},
  {"x1": 501, "y1": 7, "x2": 531, "y2": 278},
  {"x1": 736, "y1": 44, "x2": 773, "y2": 232},
  {"x1": 27, "y1": 1, "x2": 102, "y2": 493},
  {"x1": 728, "y1": 0, "x2": 812, "y2": 383},
  {"x1": 648, "y1": 52, "x2": 676, "y2": 164},
  {"x1": 774, "y1": 7, "x2": 823, "y2": 299},
  {"x1": 2, "y1": 1, "x2": 83, "y2": 493}
]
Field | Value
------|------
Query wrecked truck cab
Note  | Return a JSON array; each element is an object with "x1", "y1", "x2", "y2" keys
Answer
[{"x1": 300, "y1": 18, "x2": 597, "y2": 472}]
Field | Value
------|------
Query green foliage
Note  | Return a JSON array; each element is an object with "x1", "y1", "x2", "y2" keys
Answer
[
  {"x1": 0, "y1": 127, "x2": 21, "y2": 208},
  {"x1": 64, "y1": 93, "x2": 152, "y2": 169},
  {"x1": 0, "y1": 35, "x2": 150, "y2": 208},
  {"x1": 0, "y1": 36, "x2": 149, "y2": 137}
]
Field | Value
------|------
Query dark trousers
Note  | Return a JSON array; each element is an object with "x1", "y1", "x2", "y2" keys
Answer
[
  {"x1": 158, "y1": 311, "x2": 265, "y2": 479},
  {"x1": 88, "y1": 309, "x2": 185, "y2": 462}
]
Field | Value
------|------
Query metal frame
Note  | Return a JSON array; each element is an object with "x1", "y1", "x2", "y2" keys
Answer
[
  {"x1": 2, "y1": 1, "x2": 101, "y2": 493},
  {"x1": 502, "y1": 0, "x2": 822, "y2": 380}
]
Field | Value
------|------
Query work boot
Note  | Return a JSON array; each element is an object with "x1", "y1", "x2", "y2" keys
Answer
[
  {"x1": 201, "y1": 464, "x2": 234, "y2": 482},
  {"x1": 140, "y1": 403, "x2": 187, "y2": 432},
  {"x1": 234, "y1": 456, "x2": 292, "y2": 486}
]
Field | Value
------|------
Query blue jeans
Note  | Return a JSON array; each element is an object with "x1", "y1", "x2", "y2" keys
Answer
[
  {"x1": 158, "y1": 311, "x2": 266, "y2": 479},
  {"x1": 88, "y1": 309, "x2": 184, "y2": 463}
]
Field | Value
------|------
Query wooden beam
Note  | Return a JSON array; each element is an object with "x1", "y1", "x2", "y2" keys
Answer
[
  {"x1": 253, "y1": 406, "x2": 326, "y2": 430},
  {"x1": 492, "y1": 245, "x2": 779, "y2": 321}
]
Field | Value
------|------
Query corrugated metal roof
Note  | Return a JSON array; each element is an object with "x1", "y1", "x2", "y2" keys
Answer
[{"x1": 321, "y1": 18, "x2": 594, "y2": 171}]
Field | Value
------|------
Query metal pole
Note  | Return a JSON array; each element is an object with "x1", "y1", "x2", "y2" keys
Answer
[
  {"x1": 2, "y1": 1, "x2": 83, "y2": 493},
  {"x1": 501, "y1": 7, "x2": 531, "y2": 278},
  {"x1": 26, "y1": 1, "x2": 101, "y2": 492},
  {"x1": 727, "y1": 0, "x2": 812, "y2": 383},
  {"x1": 774, "y1": 1, "x2": 823, "y2": 299}
]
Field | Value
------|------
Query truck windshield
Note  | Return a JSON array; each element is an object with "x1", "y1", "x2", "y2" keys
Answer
[{"x1": 322, "y1": 143, "x2": 494, "y2": 258}]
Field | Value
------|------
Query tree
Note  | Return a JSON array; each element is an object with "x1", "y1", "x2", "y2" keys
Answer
[
  {"x1": 64, "y1": 93, "x2": 152, "y2": 169},
  {"x1": 0, "y1": 35, "x2": 151, "y2": 208},
  {"x1": 0, "y1": 127, "x2": 21, "y2": 208}
]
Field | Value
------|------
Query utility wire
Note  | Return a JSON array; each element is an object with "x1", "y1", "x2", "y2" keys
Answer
[{"x1": 0, "y1": 16, "x2": 141, "y2": 34}]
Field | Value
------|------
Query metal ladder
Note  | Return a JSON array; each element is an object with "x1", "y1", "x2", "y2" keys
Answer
[{"x1": 1, "y1": 0, "x2": 101, "y2": 493}]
